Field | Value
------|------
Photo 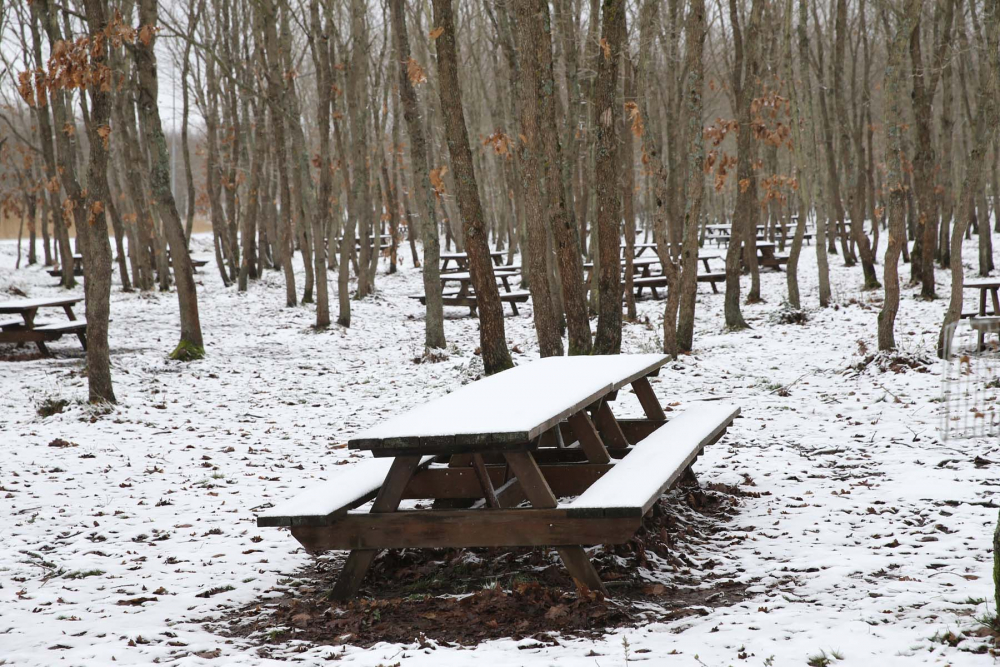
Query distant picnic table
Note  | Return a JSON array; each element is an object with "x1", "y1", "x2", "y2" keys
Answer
[
  {"x1": 963, "y1": 277, "x2": 1000, "y2": 349},
  {"x1": 258, "y1": 353, "x2": 740, "y2": 599},
  {"x1": 0, "y1": 296, "x2": 86, "y2": 355},
  {"x1": 439, "y1": 250, "x2": 505, "y2": 272},
  {"x1": 586, "y1": 251, "x2": 725, "y2": 298}
]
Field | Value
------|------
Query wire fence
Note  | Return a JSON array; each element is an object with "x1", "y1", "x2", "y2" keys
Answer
[{"x1": 940, "y1": 320, "x2": 1000, "y2": 441}]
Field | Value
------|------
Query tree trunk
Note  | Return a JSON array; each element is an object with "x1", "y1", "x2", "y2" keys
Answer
[
  {"x1": 389, "y1": 0, "x2": 445, "y2": 350},
  {"x1": 878, "y1": 0, "x2": 922, "y2": 352},
  {"x1": 676, "y1": 0, "x2": 706, "y2": 352},
  {"x1": 80, "y1": 0, "x2": 116, "y2": 403},
  {"x1": 513, "y1": 0, "x2": 564, "y2": 357},
  {"x1": 136, "y1": 0, "x2": 205, "y2": 359},
  {"x1": 430, "y1": 0, "x2": 513, "y2": 374},
  {"x1": 592, "y1": 0, "x2": 625, "y2": 355}
]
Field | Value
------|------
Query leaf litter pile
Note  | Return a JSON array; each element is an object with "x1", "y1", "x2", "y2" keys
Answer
[{"x1": 219, "y1": 477, "x2": 766, "y2": 651}]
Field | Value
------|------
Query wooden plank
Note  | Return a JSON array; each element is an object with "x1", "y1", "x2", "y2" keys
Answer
[
  {"x1": 290, "y1": 510, "x2": 637, "y2": 550},
  {"x1": 566, "y1": 411, "x2": 611, "y2": 464},
  {"x1": 617, "y1": 419, "x2": 666, "y2": 445},
  {"x1": 402, "y1": 463, "x2": 616, "y2": 500},
  {"x1": 471, "y1": 454, "x2": 500, "y2": 508},
  {"x1": 631, "y1": 377, "x2": 667, "y2": 420},
  {"x1": 592, "y1": 401, "x2": 629, "y2": 449}
]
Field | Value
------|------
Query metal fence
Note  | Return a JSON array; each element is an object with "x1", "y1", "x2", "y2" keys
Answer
[{"x1": 940, "y1": 320, "x2": 1000, "y2": 440}]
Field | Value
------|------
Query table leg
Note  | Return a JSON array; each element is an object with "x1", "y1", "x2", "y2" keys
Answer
[
  {"x1": 631, "y1": 377, "x2": 666, "y2": 421},
  {"x1": 471, "y1": 454, "x2": 500, "y2": 508},
  {"x1": 991, "y1": 288, "x2": 999, "y2": 317},
  {"x1": 503, "y1": 451, "x2": 606, "y2": 594},
  {"x1": 566, "y1": 410, "x2": 611, "y2": 464},
  {"x1": 329, "y1": 455, "x2": 422, "y2": 601},
  {"x1": 62, "y1": 305, "x2": 77, "y2": 321},
  {"x1": 592, "y1": 401, "x2": 629, "y2": 449}
]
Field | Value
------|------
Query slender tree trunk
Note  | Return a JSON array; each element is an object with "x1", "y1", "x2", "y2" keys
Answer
[
  {"x1": 136, "y1": 0, "x2": 205, "y2": 359},
  {"x1": 878, "y1": 0, "x2": 922, "y2": 351},
  {"x1": 676, "y1": 0, "x2": 706, "y2": 351},
  {"x1": 592, "y1": 0, "x2": 625, "y2": 355},
  {"x1": 514, "y1": 0, "x2": 563, "y2": 357},
  {"x1": 431, "y1": 0, "x2": 513, "y2": 374},
  {"x1": 389, "y1": 0, "x2": 445, "y2": 350},
  {"x1": 80, "y1": 0, "x2": 116, "y2": 403}
]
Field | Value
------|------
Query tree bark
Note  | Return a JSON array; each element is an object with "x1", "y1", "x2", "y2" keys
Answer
[
  {"x1": 513, "y1": 0, "x2": 564, "y2": 357},
  {"x1": 676, "y1": 0, "x2": 706, "y2": 351},
  {"x1": 592, "y1": 0, "x2": 625, "y2": 355},
  {"x1": 878, "y1": 0, "x2": 922, "y2": 352},
  {"x1": 389, "y1": 0, "x2": 446, "y2": 350},
  {"x1": 430, "y1": 0, "x2": 513, "y2": 374},
  {"x1": 136, "y1": 0, "x2": 205, "y2": 359},
  {"x1": 80, "y1": 0, "x2": 116, "y2": 403}
]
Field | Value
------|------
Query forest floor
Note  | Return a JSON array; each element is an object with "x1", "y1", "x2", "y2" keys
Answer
[{"x1": 2, "y1": 232, "x2": 1000, "y2": 666}]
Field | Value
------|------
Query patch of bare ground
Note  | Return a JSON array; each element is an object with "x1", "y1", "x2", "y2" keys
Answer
[{"x1": 216, "y1": 479, "x2": 768, "y2": 651}]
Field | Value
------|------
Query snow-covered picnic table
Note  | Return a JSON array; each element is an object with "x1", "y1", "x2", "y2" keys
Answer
[
  {"x1": 258, "y1": 354, "x2": 740, "y2": 599},
  {"x1": 0, "y1": 296, "x2": 86, "y2": 355}
]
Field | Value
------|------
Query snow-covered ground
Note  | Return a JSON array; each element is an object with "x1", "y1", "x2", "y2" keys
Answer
[{"x1": 1, "y1": 231, "x2": 999, "y2": 666}]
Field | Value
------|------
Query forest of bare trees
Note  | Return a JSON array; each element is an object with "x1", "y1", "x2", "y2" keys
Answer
[{"x1": 0, "y1": 0, "x2": 999, "y2": 402}]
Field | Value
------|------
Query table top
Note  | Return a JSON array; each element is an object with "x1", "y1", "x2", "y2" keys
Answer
[
  {"x1": 441, "y1": 268, "x2": 519, "y2": 282},
  {"x1": 0, "y1": 297, "x2": 82, "y2": 313},
  {"x1": 964, "y1": 277, "x2": 1000, "y2": 289},
  {"x1": 350, "y1": 354, "x2": 669, "y2": 454},
  {"x1": 440, "y1": 251, "x2": 505, "y2": 260}
]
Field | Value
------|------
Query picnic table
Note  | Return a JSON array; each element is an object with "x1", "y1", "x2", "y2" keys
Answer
[
  {"x1": 586, "y1": 251, "x2": 725, "y2": 298},
  {"x1": 413, "y1": 265, "x2": 528, "y2": 316},
  {"x1": 963, "y1": 277, "x2": 1000, "y2": 349},
  {"x1": 439, "y1": 250, "x2": 505, "y2": 272},
  {"x1": 258, "y1": 354, "x2": 740, "y2": 599},
  {"x1": 0, "y1": 296, "x2": 87, "y2": 355},
  {"x1": 755, "y1": 242, "x2": 789, "y2": 270}
]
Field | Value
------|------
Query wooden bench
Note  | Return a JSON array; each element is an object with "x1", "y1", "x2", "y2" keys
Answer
[
  {"x1": 562, "y1": 403, "x2": 739, "y2": 519},
  {"x1": 257, "y1": 354, "x2": 741, "y2": 599},
  {"x1": 411, "y1": 289, "x2": 530, "y2": 316},
  {"x1": 632, "y1": 271, "x2": 725, "y2": 298},
  {"x1": 968, "y1": 316, "x2": 1000, "y2": 351}
]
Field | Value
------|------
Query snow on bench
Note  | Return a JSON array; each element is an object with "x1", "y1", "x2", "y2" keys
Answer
[
  {"x1": 257, "y1": 456, "x2": 435, "y2": 527},
  {"x1": 34, "y1": 320, "x2": 86, "y2": 333},
  {"x1": 563, "y1": 402, "x2": 740, "y2": 519}
]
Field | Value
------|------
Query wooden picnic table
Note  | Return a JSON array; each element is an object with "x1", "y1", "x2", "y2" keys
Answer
[
  {"x1": 258, "y1": 354, "x2": 740, "y2": 599},
  {"x1": 963, "y1": 277, "x2": 1000, "y2": 349},
  {"x1": 0, "y1": 296, "x2": 87, "y2": 355},
  {"x1": 755, "y1": 242, "x2": 789, "y2": 270},
  {"x1": 416, "y1": 266, "x2": 528, "y2": 316},
  {"x1": 439, "y1": 250, "x2": 505, "y2": 272}
]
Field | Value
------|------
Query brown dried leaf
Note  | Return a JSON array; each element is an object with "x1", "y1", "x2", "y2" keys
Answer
[{"x1": 429, "y1": 26, "x2": 444, "y2": 40}]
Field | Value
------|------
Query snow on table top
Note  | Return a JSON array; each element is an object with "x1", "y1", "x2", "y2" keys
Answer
[
  {"x1": 565, "y1": 402, "x2": 740, "y2": 515},
  {"x1": 350, "y1": 353, "x2": 668, "y2": 450},
  {"x1": 0, "y1": 296, "x2": 82, "y2": 312},
  {"x1": 439, "y1": 250, "x2": 504, "y2": 259}
]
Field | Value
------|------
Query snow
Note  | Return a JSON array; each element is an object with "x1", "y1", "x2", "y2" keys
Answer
[
  {"x1": 256, "y1": 456, "x2": 433, "y2": 525},
  {"x1": 0, "y1": 295, "x2": 82, "y2": 310},
  {"x1": 1, "y1": 230, "x2": 1000, "y2": 665},
  {"x1": 352, "y1": 353, "x2": 666, "y2": 446},
  {"x1": 566, "y1": 402, "x2": 740, "y2": 514}
]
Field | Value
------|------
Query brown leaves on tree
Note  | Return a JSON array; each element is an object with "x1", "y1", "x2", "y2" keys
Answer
[
  {"x1": 138, "y1": 24, "x2": 157, "y2": 47},
  {"x1": 429, "y1": 166, "x2": 448, "y2": 198},
  {"x1": 97, "y1": 125, "x2": 112, "y2": 150},
  {"x1": 599, "y1": 37, "x2": 611, "y2": 59},
  {"x1": 624, "y1": 101, "x2": 644, "y2": 138},
  {"x1": 87, "y1": 200, "x2": 105, "y2": 226},
  {"x1": 429, "y1": 26, "x2": 444, "y2": 40},
  {"x1": 406, "y1": 57, "x2": 427, "y2": 85},
  {"x1": 482, "y1": 130, "x2": 513, "y2": 158}
]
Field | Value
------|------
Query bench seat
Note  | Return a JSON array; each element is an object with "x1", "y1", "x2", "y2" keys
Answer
[
  {"x1": 562, "y1": 402, "x2": 739, "y2": 519},
  {"x1": 257, "y1": 455, "x2": 435, "y2": 528},
  {"x1": 697, "y1": 271, "x2": 725, "y2": 283},
  {"x1": 34, "y1": 320, "x2": 87, "y2": 334}
]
